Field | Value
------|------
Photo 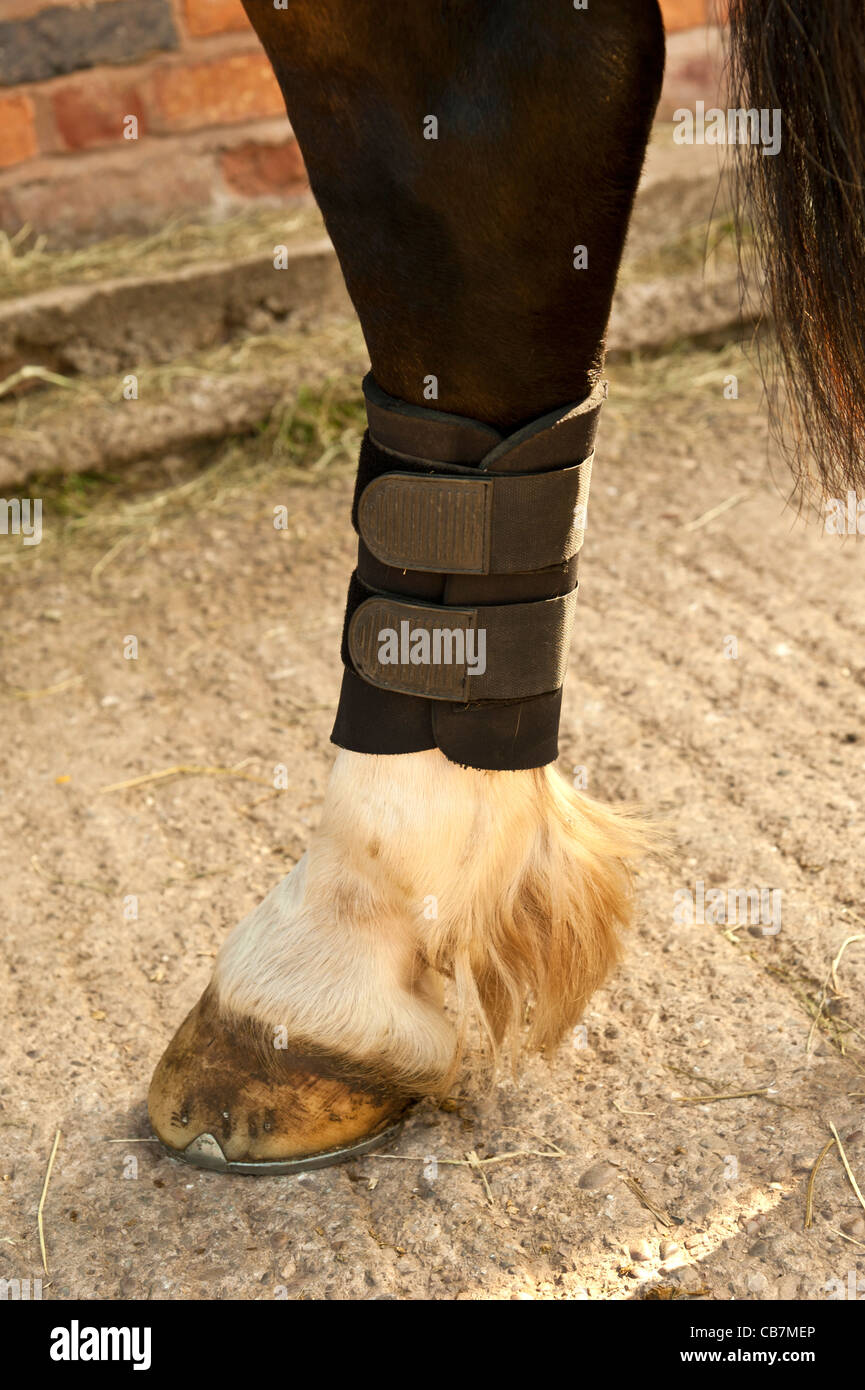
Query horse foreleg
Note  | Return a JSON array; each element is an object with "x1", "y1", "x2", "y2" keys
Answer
[{"x1": 149, "y1": 0, "x2": 665, "y2": 1172}]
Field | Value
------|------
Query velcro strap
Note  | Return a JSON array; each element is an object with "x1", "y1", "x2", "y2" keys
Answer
[
  {"x1": 357, "y1": 455, "x2": 592, "y2": 575},
  {"x1": 347, "y1": 590, "x2": 578, "y2": 702}
]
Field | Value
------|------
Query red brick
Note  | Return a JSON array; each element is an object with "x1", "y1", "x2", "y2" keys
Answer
[
  {"x1": 2, "y1": 0, "x2": 125, "y2": 16},
  {"x1": 0, "y1": 94, "x2": 38, "y2": 168},
  {"x1": 0, "y1": 145, "x2": 220, "y2": 241},
  {"x1": 220, "y1": 138, "x2": 306, "y2": 196},
  {"x1": 147, "y1": 53, "x2": 284, "y2": 133},
  {"x1": 183, "y1": 0, "x2": 250, "y2": 38},
  {"x1": 660, "y1": 0, "x2": 709, "y2": 30},
  {"x1": 0, "y1": 0, "x2": 178, "y2": 85},
  {"x1": 52, "y1": 79, "x2": 147, "y2": 151},
  {"x1": 2, "y1": 0, "x2": 123, "y2": 18}
]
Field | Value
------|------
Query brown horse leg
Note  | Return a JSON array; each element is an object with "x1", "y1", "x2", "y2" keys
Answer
[{"x1": 149, "y1": 0, "x2": 664, "y2": 1172}]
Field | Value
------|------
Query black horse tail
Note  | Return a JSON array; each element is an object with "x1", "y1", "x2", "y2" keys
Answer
[{"x1": 728, "y1": 1, "x2": 865, "y2": 496}]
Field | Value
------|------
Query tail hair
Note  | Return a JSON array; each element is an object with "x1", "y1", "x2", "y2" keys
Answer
[{"x1": 729, "y1": 0, "x2": 865, "y2": 498}]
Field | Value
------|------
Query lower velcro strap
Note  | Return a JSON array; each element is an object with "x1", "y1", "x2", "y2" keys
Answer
[{"x1": 347, "y1": 589, "x2": 578, "y2": 702}]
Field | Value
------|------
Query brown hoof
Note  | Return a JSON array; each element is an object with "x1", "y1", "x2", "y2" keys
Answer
[{"x1": 148, "y1": 987, "x2": 414, "y2": 1174}]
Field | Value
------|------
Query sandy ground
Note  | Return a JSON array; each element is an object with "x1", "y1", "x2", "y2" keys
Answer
[{"x1": 1, "y1": 336, "x2": 864, "y2": 1302}]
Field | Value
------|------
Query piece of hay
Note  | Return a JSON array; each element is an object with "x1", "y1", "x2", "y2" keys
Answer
[
  {"x1": 38, "y1": 1129, "x2": 62, "y2": 1276},
  {"x1": 804, "y1": 1137, "x2": 837, "y2": 1230},
  {"x1": 829, "y1": 1122, "x2": 865, "y2": 1215},
  {"x1": 100, "y1": 764, "x2": 274, "y2": 794},
  {"x1": 621, "y1": 1173, "x2": 676, "y2": 1229},
  {"x1": 676, "y1": 1088, "x2": 774, "y2": 1104}
]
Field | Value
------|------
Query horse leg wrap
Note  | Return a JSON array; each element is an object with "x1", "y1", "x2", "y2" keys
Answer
[{"x1": 331, "y1": 375, "x2": 606, "y2": 771}]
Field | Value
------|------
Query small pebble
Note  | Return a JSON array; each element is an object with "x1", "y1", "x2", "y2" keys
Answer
[
  {"x1": 578, "y1": 1161, "x2": 619, "y2": 1190},
  {"x1": 747, "y1": 1239, "x2": 773, "y2": 1257},
  {"x1": 747, "y1": 1272, "x2": 770, "y2": 1295},
  {"x1": 671, "y1": 1265, "x2": 701, "y2": 1288},
  {"x1": 628, "y1": 1239, "x2": 653, "y2": 1263}
]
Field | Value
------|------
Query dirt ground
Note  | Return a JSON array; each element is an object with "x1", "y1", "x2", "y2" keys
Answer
[{"x1": 1, "y1": 326, "x2": 864, "y2": 1302}]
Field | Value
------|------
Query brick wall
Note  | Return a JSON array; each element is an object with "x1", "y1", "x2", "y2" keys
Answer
[
  {"x1": 0, "y1": 0, "x2": 726, "y2": 245},
  {"x1": 0, "y1": 0, "x2": 304, "y2": 242}
]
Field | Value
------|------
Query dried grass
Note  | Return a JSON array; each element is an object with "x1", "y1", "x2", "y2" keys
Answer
[{"x1": 0, "y1": 205, "x2": 324, "y2": 302}]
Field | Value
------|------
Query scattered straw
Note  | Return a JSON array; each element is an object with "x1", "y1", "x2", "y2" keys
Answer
[
  {"x1": 830, "y1": 935, "x2": 865, "y2": 995},
  {"x1": 804, "y1": 1137, "x2": 836, "y2": 1230},
  {"x1": 613, "y1": 1098, "x2": 657, "y2": 1118},
  {"x1": 643, "y1": 1283, "x2": 712, "y2": 1300},
  {"x1": 237, "y1": 790, "x2": 284, "y2": 817},
  {"x1": 104, "y1": 1137, "x2": 162, "y2": 1144},
  {"x1": 807, "y1": 934, "x2": 864, "y2": 1054},
  {"x1": 466, "y1": 1150, "x2": 494, "y2": 1205},
  {"x1": 806, "y1": 982, "x2": 832, "y2": 1055},
  {"x1": 0, "y1": 207, "x2": 325, "y2": 301},
  {"x1": 619, "y1": 213, "x2": 743, "y2": 286},
  {"x1": 682, "y1": 490, "x2": 750, "y2": 532},
  {"x1": 0, "y1": 365, "x2": 88, "y2": 400},
  {"x1": 370, "y1": 1144, "x2": 569, "y2": 1206},
  {"x1": 37, "y1": 1129, "x2": 61, "y2": 1276},
  {"x1": 621, "y1": 1174, "x2": 676, "y2": 1229},
  {"x1": 31, "y1": 854, "x2": 115, "y2": 897},
  {"x1": 90, "y1": 534, "x2": 135, "y2": 586},
  {"x1": 829, "y1": 1122, "x2": 865, "y2": 1215},
  {"x1": 7, "y1": 675, "x2": 82, "y2": 701},
  {"x1": 100, "y1": 764, "x2": 274, "y2": 794},
  {"x1": 0, "y1": 362, "x2": 367, "y2": 579},
  {"x1": 676, "y1": 1088, "x2": 774, "y2": 1105},
  {"x1": 765, "y1": 963, "x2": 855, "y2": 1058},
  {"x1": 826, "y1": 1225, "x2": 865, "y2": 1250}
]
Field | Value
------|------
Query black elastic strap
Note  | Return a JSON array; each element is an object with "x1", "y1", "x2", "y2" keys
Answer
[
  {"x1": 356, "y1": 457, "x2": 592, "y2": 575},
  {"x1": 331, "y1": 376, "x2": 605, "y2": 770},
  {"x1": 348, "y1": 589, "x2": 578, "y2": 702}
]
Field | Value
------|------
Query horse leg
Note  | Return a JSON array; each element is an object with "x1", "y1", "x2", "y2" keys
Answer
[{"x1": 148, "y1": 0, "x2": 665, "y2": 1171}]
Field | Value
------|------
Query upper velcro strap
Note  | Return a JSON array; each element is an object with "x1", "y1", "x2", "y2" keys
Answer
[
  {"x1": 347, "y1": 590, "x2": 578, "y2": 702},
  {"x1": 363, "y1": 373, "x2": 607, "y2": 470},
  {"x1": 357, "y1": 456, "x2": 592, "y2": 575}
]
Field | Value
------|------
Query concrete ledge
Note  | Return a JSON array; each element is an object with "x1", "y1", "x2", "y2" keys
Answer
[
  {"x1": 0, "y1": 369, "x2": 309, "y2": 487},
  {"x1": 0, "y1": 261, "x2": 755, "y2": 487},
  {"x1": 0, "y1": 237, "x2": 352, "y2": 380}
]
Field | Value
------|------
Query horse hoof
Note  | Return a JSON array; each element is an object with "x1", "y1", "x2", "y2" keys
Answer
[{"x1": 147, "y1": 987, "x2": 414, "y2": 1175}]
